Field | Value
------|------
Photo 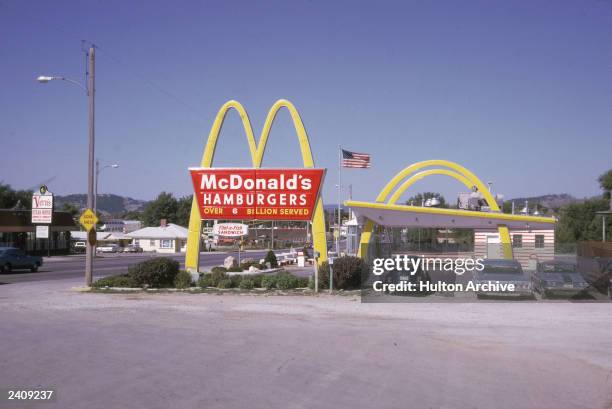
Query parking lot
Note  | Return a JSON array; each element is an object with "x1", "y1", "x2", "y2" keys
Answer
[{"x1": 1, "y1": 275, "x2": 611, "y2": 409}]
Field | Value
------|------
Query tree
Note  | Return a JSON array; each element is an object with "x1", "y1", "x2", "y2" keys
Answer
[
  {"x1": 142, "y1": 192, "x2": 179, "y2": 227},
  {"x1": 555, "y1": 198, "x2": 610, "y2": 243},
  {"x1": 176, "y1": 195, "x2": 193, "y2": 227},
  {"x1": 0, "y1": 183, "x2": 32, "y2": 210},
  {"x1": 599, "y1": 169, "x2": 612, "y2": 203},
  {"x1": 405, "y1": 192, "x2": 447, "y2": 208},
  {"x1": 61, "y1": 202, "x2": 80, "y2": 220}
]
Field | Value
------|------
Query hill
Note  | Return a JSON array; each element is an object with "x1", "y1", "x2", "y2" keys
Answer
[{"x1": 55, "y1": 194, "x2": 148, "y2": 215}]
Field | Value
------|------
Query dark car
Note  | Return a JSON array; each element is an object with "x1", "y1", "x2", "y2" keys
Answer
[
  {"x1": 532, "y1": 261, "x2": 589, "y2": 298},
  {"x1": 121, "y1": 245, "x2": 143, "y2": 253},
  {"x1": 381, "y1": 255, "x2": 432, "y2": 295},
  {"x1": 473, "y1": 259, "x2": 533, "y2": 299},
  {"x1": 0, "y1": 247, "x2": 43, "y2": 272}
]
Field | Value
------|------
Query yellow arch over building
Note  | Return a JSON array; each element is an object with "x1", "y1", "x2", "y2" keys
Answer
[
  {"x1": 356, "y1": 160, "x2": 519, "y2": 259},
  {"x1": 185, "y1": 99, "x2": 327, "y2": 271}
]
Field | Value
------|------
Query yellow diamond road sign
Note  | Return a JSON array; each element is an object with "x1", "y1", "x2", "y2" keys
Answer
[{"x1": 79, "y1": 209, "x2": 98, "y2": 232}]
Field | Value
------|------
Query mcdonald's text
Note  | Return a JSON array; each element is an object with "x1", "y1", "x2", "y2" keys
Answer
[{"x1": 190, "y1": 168, "x2": 325, "y2": 221}]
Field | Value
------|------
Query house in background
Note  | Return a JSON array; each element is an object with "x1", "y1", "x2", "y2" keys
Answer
[
  {"x1": 126, "y1": 220, "x2": 188, "y2": 253},
  {"x1": 99, "y1": 219, "x2": 142, "y2": 233},
  {"x1": 474, "y1": 229, "x2": 555, "y2": 270}
]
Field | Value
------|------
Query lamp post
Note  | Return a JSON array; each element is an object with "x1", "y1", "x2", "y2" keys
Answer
[
  {"x1": 95, "y1": 160, "x2": 119, "y2": 214},
  {"x1": 37, "y1": 46, "x2": 96, "y2": 286}
]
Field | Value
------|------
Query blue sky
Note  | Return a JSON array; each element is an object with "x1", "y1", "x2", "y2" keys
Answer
[{"x1": 1, "y1": 0, "x2": 610, "y2": 204}]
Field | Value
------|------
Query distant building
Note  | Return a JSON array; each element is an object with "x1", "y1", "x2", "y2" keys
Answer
[
  {"x1": 0, "y1": 209, "x2": 77, "y2": 255},
  {"x1": 474, "y1": 229, "x2": 555, "y2": 270},
  {"x1": 126, "y1": 220, "x2": 188, "y2": 253},
  {"x1": 99, "y1": 219, "x2": 142, "y2": 233}
]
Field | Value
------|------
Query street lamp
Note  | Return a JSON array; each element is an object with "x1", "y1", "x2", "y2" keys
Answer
[
  {"x1": 37, "y1": 46, "x2": 96, "y2": 286},
  {"x1": 95, "y1": 161, "x2": 119, "y2": 214}
]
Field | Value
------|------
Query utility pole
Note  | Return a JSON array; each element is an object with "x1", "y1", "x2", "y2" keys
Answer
[
  {"x1": 85, "y1": 47, "x2": 95, "y2": 287},
  {"x1": 337, "y1": 145, "x2": 342, "y2": 256},
  {"x1": 94, "y1": 159, "x2": 99, "y2": 214}
]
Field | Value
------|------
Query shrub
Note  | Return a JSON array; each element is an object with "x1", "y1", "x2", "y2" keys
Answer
[
  {"x1": 317, "y1": 261, "x2": 330, "y2": 290},
  {"x1": 296, "y1": 276, "x2": 309, "y2": 288},
  {"x1": 211, "y1": 266, "x2": 227, "y2": 274},
  {"x1": 275, "y1": 271, "x2": 299, "y2": 290},
  {"x1": 332, "y1": 256, "x2": 363, "y2": 289},
  {"x1": 227, "y1": 265, "x2": 243, "y2": 273},
  {"x1": 264, "y1": 250, "x2": 278, "y2": 268},
  {"x1": 128, "y1": 257, "x2": 179, "y2": 288},
  {"x1": 239, "y1": 278, "x2": 255, "y2": 289},
  {"x1": 229, "y1": 274, "x2": 243, "y2": 287},
  {"x1": 174, "y1": 270, "x2": 192, "y2": 289},
  {"x1": 250, "y1": 274, "x2": 263, "y2": 288},
  {"x1": 217, "y1": 278, "x2": 233, "y2": 289},
  {"x1": 92, "y1": 274, "x2": 137, "y2": 288},
  {"x1": 239, "y1": 260, "x2": 259, "y2": 270},
  {"x1": 198, "y1": 273, "x2": 213, "y2": 288},
  {"x1": 261, "y1": 274, "x2": 277, "y2": 289},
  {"x1": 210, "y1": 269, "x2": 227, "y2": 287}
]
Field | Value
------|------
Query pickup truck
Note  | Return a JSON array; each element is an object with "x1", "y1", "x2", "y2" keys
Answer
[{"x1": 0, "y1": 247, "x2": 43, "y2": 272}]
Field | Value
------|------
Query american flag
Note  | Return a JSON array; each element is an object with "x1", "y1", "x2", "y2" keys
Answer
[{"x1": 342, "y1": 149, "x2": 371, "y2": 168}]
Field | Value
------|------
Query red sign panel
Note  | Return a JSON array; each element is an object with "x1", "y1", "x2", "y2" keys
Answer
[{"x1": 190, "y1": 168, "x2": 326, "y2": 221}]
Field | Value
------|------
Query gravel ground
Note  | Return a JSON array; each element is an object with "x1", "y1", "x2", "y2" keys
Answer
[{"x1": 1, "y1": 278, "x2": 611, "y2": 409}]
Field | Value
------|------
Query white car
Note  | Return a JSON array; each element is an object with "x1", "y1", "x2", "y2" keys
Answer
[{"x1": 96, "y1": 244, "x2": 120, "y2": 253}]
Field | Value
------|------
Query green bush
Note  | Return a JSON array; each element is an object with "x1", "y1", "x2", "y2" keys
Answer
[
  {"x1": 211, "y1": 266, "x2": 227, "y2": 274},
  {"x1": 332, "y1": 256, "x2": 363, "y2": 289},
  {"x1": 275, "y1": 271, "x2": 299, "y2": 290},
  {"x1": 198, "y1": 273, "x2": 213, "y2": 288},
  {"x1": 174, "y1": 270, "x2": 192, "y2": 289},
  {"x1": 217, "y1": 278, "x2": 233, "y2": 289},
  {"x1": 317, "y1": 261, "x2": 330, "y2": 289},
  {"x1": 240, "y1": 260, "x2": 259, "y2": 270},
  {"x1": 296, "y1": 276, "x2": 309, "y2": 288},
  {"x1": 227, "y1": 265, "x2": 243, "y2": 273},
  {"x1": 264, "y1": 250, "x2": 278, "y2": 268},
  {"x1": 210, "y1": 269, "x2": 227, "y2": 286},
  {"x1": 261, "y1": 274, "x2": 277, "y2": 289},
  {"x1": 92, "y1": 274, "x2": 137, "y2": 288},
  {"x1": 250, "y1": 274, "x2": 263, "y2": 288},
  {"x1": 229, "y1": 274, "x2": 243, "y2": 287},
  {"x1": 239, "y1": 278, "x2": 255, "y2": 289},
  {"x1": 128, "y1": 257, "x2": 179, "y2": 288}
]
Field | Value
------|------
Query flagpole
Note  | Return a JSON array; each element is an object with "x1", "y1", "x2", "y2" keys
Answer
[{"x1": 337, "y1": 144, "x2": 342, "y2": 257}]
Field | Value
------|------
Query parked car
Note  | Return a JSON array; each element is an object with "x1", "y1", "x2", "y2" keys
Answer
[
  {"x1": 73, "y1": 241, "x2": 87, "y2": 253},
  {"x1": 473, "y1": 259, "x2": 534, "y2": 299},
  {"x1": 532, "y1": 261, "x2": 589, "y2": 298},
  {"x1": 0, "y1": 247, "x2": 43, "y2": 272},
  {"x1": 577, "y1": 256, "x2": 612, "y2": 297},
  {"x1": 96, "y1": 244, "x2": 120, "y2": 253},
  {"x1": 381, "y1": 255, "x2": 432, "y2": 295},
  {"x1": 121, "y1": 245, "x2": 143, "y2": 253}
]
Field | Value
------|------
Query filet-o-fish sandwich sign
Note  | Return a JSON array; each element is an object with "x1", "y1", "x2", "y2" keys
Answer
[{"x1": 190, "y1": 168, "x2": 326, "y2": 221}]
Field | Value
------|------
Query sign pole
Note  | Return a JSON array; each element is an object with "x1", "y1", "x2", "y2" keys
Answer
[{"x1": 85, "y1": 47, "x2": 96, "y2": 287}]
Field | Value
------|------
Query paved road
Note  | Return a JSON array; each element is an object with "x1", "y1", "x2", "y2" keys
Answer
[{"x1": 0, "y1": 250, "x2": 283, "y2": 284}]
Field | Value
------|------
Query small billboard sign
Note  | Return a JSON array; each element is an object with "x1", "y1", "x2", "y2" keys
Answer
[
  {"x1": 36, "y1": 225, "x2": 49, "y2": 239},
  {"x1": 31, "y1": 186, "x2": 53, "y2": 224},
  {"x1": 213, "y1": 223, "x2": 249, "y2": 237}
]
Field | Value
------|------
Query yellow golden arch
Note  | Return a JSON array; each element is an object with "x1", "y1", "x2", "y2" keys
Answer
[
  {"x1": 185, "y1": 99, "x2": 327, "y2": 271},
  {"x1": 357, "y1": 159, "x2": 514, "y2": 259}
]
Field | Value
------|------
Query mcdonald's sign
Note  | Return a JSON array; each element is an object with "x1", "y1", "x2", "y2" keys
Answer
[
  {"x1": 185, "y1": 99, "x2": 328, "y2": 272},
  {"x1": 189, "y1": 168, "x2": 325, "y2": 220}
]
